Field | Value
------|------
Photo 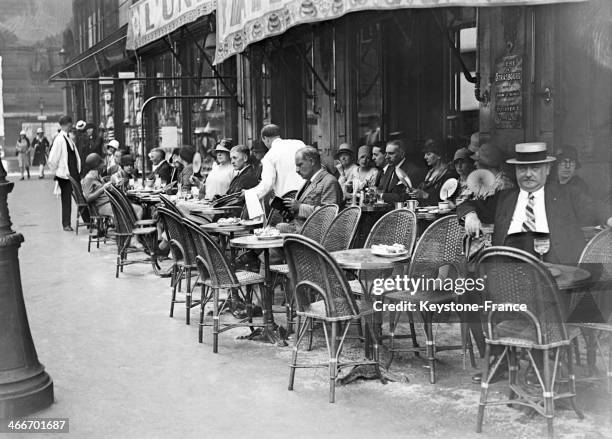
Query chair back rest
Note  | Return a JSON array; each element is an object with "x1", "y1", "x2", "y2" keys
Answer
[
  {"x1": 157, "y1": 207, "x2": 197, "y2": 265},
  {"x1": 107, "y1": 185, "x2": 138, "y2": 223},
  {"x1": 364, "y1": 208, "x2": 418, "y2": 253},
  {"x1": 322, "y1": 206, "x2": 361, "y2": 252},
  {"x1": 574, "y1": 228, "x2": 612, "y2": 317},
  {"x1": 300, "y1": 204, "x2": 339, "y2": 243},
  {"x1": 68, "y1": 176, "x2": 87, "y2": 205},
  {"x1": 159, "y1": 194, "x2": 184, "y2": 216},
  {"x1": 284, "y1": 234, "x2": 358, "y2": 319},
  {"x1": 105, "y1": 188, "x2": 133, "y2": 234},
  {"x1": 476, "y1": 246, "x2": 569, "y2": 345},
  {"x1": 183, "y1": 219, "x2": 237, "y2": 287},
  {"x1": 408, "y1": 214, "x2": 465, "y2": 279}
]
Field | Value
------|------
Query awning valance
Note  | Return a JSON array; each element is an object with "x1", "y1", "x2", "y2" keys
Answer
[
  {"x1": 214, "y1": 0, "x2": 587, "y2": 64},
  {"x1": 126, "y1": 0, "x2": 216, "y2": 51}
]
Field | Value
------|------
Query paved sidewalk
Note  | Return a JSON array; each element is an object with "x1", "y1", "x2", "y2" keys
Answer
[{"x1": 6, "y1": 178, "x2": 611, "y2": 439}]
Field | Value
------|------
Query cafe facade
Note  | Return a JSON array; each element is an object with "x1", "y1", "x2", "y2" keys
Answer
[{"x1": 215, "y1": 0, "x2": 611, "y2": 201}]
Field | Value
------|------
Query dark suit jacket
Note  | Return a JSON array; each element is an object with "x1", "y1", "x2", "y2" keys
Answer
[
  {"x1": 227, "y1": 164, "x2": 259, "y2": 194},
  {"x1": 379, "y1": 160, "x2": 426, "y2": 202},
  {"x1": 148, "y1": 160, "x2": 172, "y2": 184},
  {"x1": 284, "y1": 168, "x2": 343, "y2": 232},
  {"x1": 459, "y1": 183, "x2": 611, "y2": 265}
]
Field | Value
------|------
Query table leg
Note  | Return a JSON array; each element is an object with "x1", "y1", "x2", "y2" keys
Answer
[{"x1": 243, "y1": 249, "x2": 287, "y2": 346}]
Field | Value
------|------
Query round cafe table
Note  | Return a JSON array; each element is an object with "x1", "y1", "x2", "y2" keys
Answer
[
  {"x1": 230, "y1": 234, "x2": 289, "y2": 346},
  {"x1": 201, "y1": 221, "x2": 262, "y2": 262},
  {"x1": 331, "y1": 248, "x2": 410, "y2": 383}
]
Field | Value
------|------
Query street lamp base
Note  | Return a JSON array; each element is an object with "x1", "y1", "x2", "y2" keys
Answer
[{"x1": 0, "y1": 371, "x2": 54, "y2": 419}]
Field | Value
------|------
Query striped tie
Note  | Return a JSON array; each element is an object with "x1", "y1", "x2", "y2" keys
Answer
[{"x1": 522, "y1": 192, "x2": 536, "y2": 232}]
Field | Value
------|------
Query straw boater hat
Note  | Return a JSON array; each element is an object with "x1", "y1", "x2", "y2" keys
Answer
[
  {"x1": 36, "y1": 127, "x2": 43, "y2": 134},
  {"x1": 506, "y1": 142, "x2": 556, "y2": 165},
  {"x1": 75, "y1": 120, "x2": 86, "y2": 130}
]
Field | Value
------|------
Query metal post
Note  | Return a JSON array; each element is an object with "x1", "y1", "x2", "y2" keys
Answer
[{"x1": 0, "y1": 159, "x2": 54, "y2": 418}]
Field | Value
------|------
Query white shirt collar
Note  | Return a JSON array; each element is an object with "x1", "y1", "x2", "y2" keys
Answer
[{"x1": 508, "y1": 186, "x2": 549, "y2": 234}]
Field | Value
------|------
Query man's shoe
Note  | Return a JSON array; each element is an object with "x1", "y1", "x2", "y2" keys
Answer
[
  {"x1": 38, "y1": 175, "x2": 44, "y2": 179},
  {"x1": 19, "y1": 177, "x2": 24, "y2": 181},
  {"x1": 63, "y1": 226, "x2": 74, "y2": 232}
]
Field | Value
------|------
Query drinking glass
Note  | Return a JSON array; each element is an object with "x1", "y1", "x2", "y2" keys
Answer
[
  {"x1": 533, "y1": 235, "x2": 550, "y2": 261},
  {"x1": 376, "y1": 189, "x2": 384, "y2": 204}
]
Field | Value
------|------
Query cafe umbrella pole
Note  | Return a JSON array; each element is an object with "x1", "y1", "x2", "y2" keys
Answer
[{"x1": 0, "y1": 159, "x2": 54, "y2": 418}]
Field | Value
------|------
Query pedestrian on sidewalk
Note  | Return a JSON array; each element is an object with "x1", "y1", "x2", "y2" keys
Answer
[
  {"x1": 16, "y1": 130, "x2": 31, "y2": 180},
  {"x1": 32, "y1": 127, "x2": 50, "y2": 178},
  {"x1": 48, "y1": 115, "x2": 82, "y2": 231}
]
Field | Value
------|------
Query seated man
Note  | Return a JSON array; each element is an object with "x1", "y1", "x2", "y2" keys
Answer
[
  {"x1": 81, "y1": 153, "x2": 114, "y2": 218},
  {"x1": 460, "y1": 142, "x2": 612, "y2": 265},
  {"x1": 227, "y1": 144, "x2": 259, "y2": 195},
  {"x1": 147, "y1": 148, "x2": 172, "y2": 185},
  {"x1": 278, "y1": 146, "x2": 343, "y2": 233},
  {"x1": 378, "y1": 140, "x2": 426, "y2": 202}
]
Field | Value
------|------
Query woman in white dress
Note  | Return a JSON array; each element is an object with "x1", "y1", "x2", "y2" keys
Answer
[
  {"x1": 348, "y1": 145, "x2": 379, "y2": 191},
  {"x1": 192, "y1": 139, "x2": 235, "y2": 200}
]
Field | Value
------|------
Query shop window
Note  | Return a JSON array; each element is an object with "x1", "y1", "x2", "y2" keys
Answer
[
  {"x1": 457, "y1": 27, "x2": 478, "y2": 111},
  {"x1": 356, "y1": 23, "x2": 382, "y2": 147},
  {"x1": 123, "y1": 80, "x2": 142, "y2": 152}
]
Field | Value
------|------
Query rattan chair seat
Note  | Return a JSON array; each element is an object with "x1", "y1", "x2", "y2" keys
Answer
[
  {"x1": 270, "y1": 264, "x2": 289, "y2": 274},
  {"x1": 132, "y1": 226, "x2": 157, "y2": 235},
  {"x1": 203, "y1": 270, "x2": 265, "y2": 288},
  {"x1": 297, "y1": 298, "x2": 373, "y2": 322},
  {"x1": 135, "y1": 219, "x2": 157, "y2": 226}
]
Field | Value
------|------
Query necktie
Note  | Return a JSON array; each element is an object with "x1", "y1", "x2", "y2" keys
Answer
[
  {"x1": 522, "y1": 192, "x2": 536, "y2": 232},
  {"x1": 296, "y1": 180, "x2": 311, "y2": 200}
]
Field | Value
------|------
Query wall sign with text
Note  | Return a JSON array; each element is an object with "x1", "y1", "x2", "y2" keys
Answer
[{"x1": 494, "y1": 54, "x2": 523, "y2": 129}]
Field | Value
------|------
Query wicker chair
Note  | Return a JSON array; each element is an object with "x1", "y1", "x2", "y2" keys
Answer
[
  {"x1": 475, "y1": 246, "x2": 583, "y2": 439},
  {"x1": 322, "y1": 206, "x2": 362, "y2": 253},
  {"x1": 569, "y1": 228, "x2": 612, "y2": 393},
  {"x1": 384, "y1": 215, "x2": 475, "y2": 383},
  {"x1": 349, "y1": 208, "x2": 418, "y2": 296},
  {"x1": 270, "y1": 204, "x2": 339, "y2": 332},
  {"x1": 68, "y1": 176, "x2": 111, "y2": 251},
  {"x1": 158, "y1": 194, "x2": 183, "y2": 216},
  {"x1": 107, "y1": 185, "x2": 157, "y2": 228},
  {"x1": 157, "y1": 207, "x2": 201, "y2": 325},
  {"x1": 284, "y1": 234, "x2": 385, "y2": 403},
  {"x1": 105, "y1": 187, "x2": 158, "y2": 278},
  {"x1": 183, "y1": 219, "x2": 266, "y2": 352}
]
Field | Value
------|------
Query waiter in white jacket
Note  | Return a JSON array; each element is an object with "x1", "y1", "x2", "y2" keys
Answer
[
  {"x1": 250, "y1": 124, "x2": 305, "y2": 201},
  {"x1": 47, "y1": 115, "x2": 82, "y2": 231}
]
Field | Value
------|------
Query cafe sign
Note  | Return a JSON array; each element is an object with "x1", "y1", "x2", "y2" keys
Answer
[
  {"x1": 214, "y1": 0, "x2": 587, "y2": 64},
  {"x1": 127, "y1": 0, "x2": 216, "y2": 51},
  {"x1": 494, "y1": 54, "x2": 523, "y2": 129}
]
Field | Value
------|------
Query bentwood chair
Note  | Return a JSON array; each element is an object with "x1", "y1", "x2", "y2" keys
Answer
[
  {"x1": 384, "y1": 215, "x2": 475, "y2": 383},
  {"x1": 284, "y1": 234, "x2": 385, "y2": 403},
  {"x1": 156, "y1": 207, "x2": 201, "y2": 325},
  {"x1": 270, "y1": 204, "x2": 339, "y2": 332},
  {"x1": 105, "y1": 188, "x2": 158, "y2": 278},
  {"x1": 68, "y1": 176, "x2": 111, "y2": 251},
  {"x1": 569, "y1": 228, "x2": 612, "y2": 393},
  {"x1": 474, "y1": 247, "x2": 584, "y2": 439},
  {"x1": 107, "y1": 185, "x2": 157, "y2": 227},
  {"x1": 321, "y1": 206, "x2": 362, "y2": 253},
  {"x1": 183, "y1": 219, "x2": 266, "y2": 352}
]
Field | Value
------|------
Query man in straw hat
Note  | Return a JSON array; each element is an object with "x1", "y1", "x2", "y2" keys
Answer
[{"x1": 461, "y1": 142, "x2": 612, "y2": 265}]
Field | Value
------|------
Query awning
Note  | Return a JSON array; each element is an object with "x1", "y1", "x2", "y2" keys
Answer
[
  {"x1": 214, "y1": 0, "x2": 587, "y2": 64},
  {"x1": 49, "y1": 26, "x2": 128, "y2": 81},
  {"x1": 126, "y1": 0, "x2": 216, "y2": 51}
]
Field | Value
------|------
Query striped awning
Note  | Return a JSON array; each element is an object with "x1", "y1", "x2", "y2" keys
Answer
[
  {"x1": 214, "y1": 0, "x2": 588, "y2": 64},
  {"x1": 126, "y1": 0, "x2": 216, "y2": 51}
]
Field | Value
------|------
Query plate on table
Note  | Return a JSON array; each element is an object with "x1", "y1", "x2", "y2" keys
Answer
[
  {"x1": 371, "y1": 244, "x2": 409, "y2": 258},
  {"x1": 254, "y1": 227, "x2": 282, "y2": 240},
  {"x1": 256, "y1": 234, "x2": 283, "y2": 241},
  {"x1": 240, "y1": 218, "x2": 263, "y2": 226},
  {"x1": 216, "y1": 217, "x2": 242, "y2": 227}
]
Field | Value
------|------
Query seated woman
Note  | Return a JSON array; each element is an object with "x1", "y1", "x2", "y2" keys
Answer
[
  {"x1": 348, "y1": 145, "x2": 379, "y2": 192},
  {"x1": 110, "y1": 154, "x2": 140, "y2": 189},
  {"x1": 552, "y1": 145, "x2": 589, "y2": 193},
  {"x1": 449, "y1": 147, "x2": 475, "y2": 208},
  {"x1": 412, "y1": 139, "x2": 457, "y2": 206},
  {"x1": 191, "y1": 139, "x2": 235, "y2": 200}
]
